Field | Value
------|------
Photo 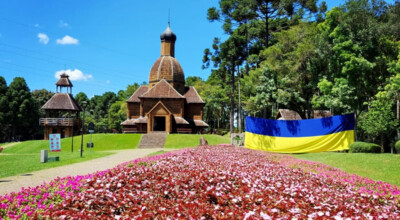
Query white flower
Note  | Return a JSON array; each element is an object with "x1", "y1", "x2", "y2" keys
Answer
[
  {"x1": 244, "y1": 211, "x2": 255, "y2": 220},
  {"x1": 260, "y1": 212, "x2": 272, "y2": 220}
]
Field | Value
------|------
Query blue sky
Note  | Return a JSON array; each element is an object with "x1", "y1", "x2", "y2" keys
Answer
[{"x1": 0, "y1": 0, "x2": 387, "y2": 97}]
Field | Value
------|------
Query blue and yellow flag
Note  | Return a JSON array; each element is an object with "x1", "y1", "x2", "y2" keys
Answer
[{"x1": 245, "y1": 113, "x2": 355, "y2": 153}]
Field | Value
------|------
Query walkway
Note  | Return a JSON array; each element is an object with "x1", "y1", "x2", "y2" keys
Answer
[{"x1": 0, "y1": 148, "x2": 169, "y2": 195}]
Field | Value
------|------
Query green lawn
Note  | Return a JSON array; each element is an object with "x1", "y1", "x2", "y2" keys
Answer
[
  {"x1": 164, "y1": 134, "x2": 230, "y2": 148},
  {"x1": 292, "y1": 152, "x2": 400, "y2": 186},
  {"x1": 0, "y1": 133, "x2": 229, "y2": 178},
  {"x1": 0, "y1": 134, "x2": 142, "y2": 178}
]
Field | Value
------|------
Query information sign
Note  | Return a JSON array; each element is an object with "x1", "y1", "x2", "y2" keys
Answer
[
  {"x1": 88, "y1": 122, "x2": 95, "y2": 133},
  {"x1": 49, "y1": 133, "x2": 61, "y2": 152}
]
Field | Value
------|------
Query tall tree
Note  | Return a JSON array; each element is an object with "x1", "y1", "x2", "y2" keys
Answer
[
  {"x1": 359, "y1": 91, "x2": 398, "y2": 152},
  {"x1": 0, "y1": 76, "x2": 9, "y2": 141},
  {"x1": 75, "y1": 92, "x2": 89, "y2": 106},
  {"x1": 6, "y1": 77, "x2": 38, "y2": 140},
  {"x1": 207, "y1": 0, "x2": 325, "y2": 48}
]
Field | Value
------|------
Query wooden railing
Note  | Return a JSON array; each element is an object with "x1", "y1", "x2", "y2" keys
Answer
[{"x1": 39, "y1": 118, "x2": 79, "y2": 126}]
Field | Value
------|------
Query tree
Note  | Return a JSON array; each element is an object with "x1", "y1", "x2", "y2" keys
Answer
[
  {"x1": 125, "y1": 83, "x2": 140, "y2": 98},
  {"x1": 32, "y1": 89, "x2": 54, "y2": 117},
  {"x1": 207, "y1": 0, "x2": 325, "y2": 48},
  {"x1": 186, "y1": 76, "x2": 203, "y2": 86},
  {"x1": 250, "y1": 66, "x2": 277, "y2": 117},
  {"x1": 108, "y1": 101, "x2": 127, "y2": 132},
  {"x1": 75, "y1": 92, "x2": 89, "y2": 106},
  {"x1": 0, "y1": 76, "x2": 9, "y2": 141},
  {"x1": 359, "y1": 91, "x2": 398, "y2": 152},
  {"x1": 6, "y1": 77, "x2": 38, "y2": 140}
]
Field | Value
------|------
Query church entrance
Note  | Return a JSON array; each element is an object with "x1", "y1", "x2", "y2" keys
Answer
[{"x1": 153, "y1": 116, "x2": 166, "y2": 131}]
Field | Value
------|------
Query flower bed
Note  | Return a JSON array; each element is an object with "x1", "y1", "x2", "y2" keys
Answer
[{"x1": 1, "y1": 146, "x2": 399, "y2": 219}]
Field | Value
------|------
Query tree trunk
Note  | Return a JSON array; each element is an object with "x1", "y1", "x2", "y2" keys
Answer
[
  {"x1": 380, "y1": 134, "x2": 384, "y2": 153},
  {"x1": 265, "y1": 6, "x2": 269, "y2": 48},
  {"x1": 238, "y1": 68, "x2": 241, "y2": 133},
  {"x1": 230, "y1": 66, "x2": 235, "y2": 134}
]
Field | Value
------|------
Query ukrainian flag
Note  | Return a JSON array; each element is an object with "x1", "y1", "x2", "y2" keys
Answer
[{"x1": 245, "y1": 113, "x2": 355, "y2": 153}]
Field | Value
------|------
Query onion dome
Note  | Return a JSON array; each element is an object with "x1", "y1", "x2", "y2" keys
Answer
[
  {"x1": 149, "y1": 56, "x2": 184, "y2": 84},
  {"x1": 160, "y1": 24, "x2": 176, "y2": 42}
]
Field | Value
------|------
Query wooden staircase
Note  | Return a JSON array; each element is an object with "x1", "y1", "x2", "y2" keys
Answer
[{"x1": 138, "y1": 132, "x2": 167, "y2": 148}]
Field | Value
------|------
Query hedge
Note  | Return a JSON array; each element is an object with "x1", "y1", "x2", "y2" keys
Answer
[
  {"x1": 349, "y1": 141, "x2": 381, "y2": 153},
  {"x1": 395, "y1": 140, "x2": 400, "y2": 154}
]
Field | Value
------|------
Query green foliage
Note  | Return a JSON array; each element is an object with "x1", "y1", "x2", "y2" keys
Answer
[
  {"x1": 75, "y1": 92, "x2": 89, "y2": 105},
  {"x1": 0, "y1": 76, "x2": 8, "y2": 142},
  {"x1": 32, "y1": 89, "x2": 54, "y2": 117},
  {"x1": 125, "y1": 83, "x2": 140, "y2": 98},
  {"x1": 349, "y1": 141, "x2": 381, "y2": 153},
  {"x1": 108, "y1": 101, "x2": 127, "y2": 131},
  {"x1": 395, "y1": 140, "x2": 400, "y2": 153},
  {"x1": 186, "y1": 76, "x2": 203, "y2": 86},
  {"x1": 312, "y1": 78, "x2": 355, "y2": 113},
  {"x1": 359, "y1": 91, "x2": 398, "y2": 151},
  {"x1": 6, "y1": 77, "x2": 38, "y2": 140}
]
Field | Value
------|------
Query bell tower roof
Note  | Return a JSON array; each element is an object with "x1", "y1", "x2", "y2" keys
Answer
[{"x1": 56, "y1": 73, "x2": 73, "y2": 93}]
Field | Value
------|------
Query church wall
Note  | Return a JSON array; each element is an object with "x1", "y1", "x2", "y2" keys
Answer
[
  {"x1": 185, "y1": 103, "x2": 204, "y2": 120},
  {"x1": 127, "y1": 103, "x2": 140, "y2": 119}
]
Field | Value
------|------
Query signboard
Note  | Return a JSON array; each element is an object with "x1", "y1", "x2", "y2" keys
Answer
[
  {"x1": 88, "y1": 122, "x2": 95, "y2": 133},
  {"x1": 49, "y1": 133, "x2": 61, "y2": 152}
]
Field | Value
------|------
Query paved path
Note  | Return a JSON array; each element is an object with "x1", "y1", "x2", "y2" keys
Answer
[{"x1": 0, "y1": 148, "x2": 170, "y2": 195}]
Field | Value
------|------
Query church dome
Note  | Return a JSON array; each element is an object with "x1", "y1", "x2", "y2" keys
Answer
[
  {"x1": 160, "y1": 25, "x2": 176, "y2": 42},
  {"x1": 149, "y1": 56, "x2": 184, "y2": 84}
]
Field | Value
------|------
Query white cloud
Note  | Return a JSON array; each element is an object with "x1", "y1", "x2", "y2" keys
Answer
[
  {"x1": 106, "y1": 80, "x2": 110, "y2": 84},
  {"x1": 56, "y1": 35, "x2": 78, "y2": 45},
  {"x1": 58, "y1": 20, "x2": 70, "y2": 28},
  {"x1": 38, "y1": 33, "x2": 49, "y2": 44},
  {"x1": 55, "y1": 69, "x2": 93, "y2": 81}
]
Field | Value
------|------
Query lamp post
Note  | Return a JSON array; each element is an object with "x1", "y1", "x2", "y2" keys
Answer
[{"x1": 80, "y1": 101, "x2": 87, "y2": 158}]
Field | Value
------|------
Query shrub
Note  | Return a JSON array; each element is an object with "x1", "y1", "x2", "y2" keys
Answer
[
  {"x1": 395, "y1": 141, "x2": 400, "y2": 154},
  {"x1": 350, "y1": 141, "x2": 381, "y2": 153}
]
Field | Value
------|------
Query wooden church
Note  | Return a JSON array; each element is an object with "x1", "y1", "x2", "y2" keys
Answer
[{"x1": 121, "y1": 24, "x2": 208, "y2": 134}]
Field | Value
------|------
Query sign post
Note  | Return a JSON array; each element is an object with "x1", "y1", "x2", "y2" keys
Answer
[{"x1": 87, "y1": 122, "x2": 94, "y2": 150}]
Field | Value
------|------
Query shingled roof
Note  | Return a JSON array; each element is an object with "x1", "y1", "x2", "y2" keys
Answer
[
  {"x1": 56, "y1": 73, "x2": 73, "y2": 87},
  {"x1": 141, "y1": 79, "x2": 184, "y2": 99},
  {"x1": 184, "y1": 86, "x2": 205, "y2": 104},
  {"x1": 313, "y1": 110, "x2": 332, "y2": 118},
  {"x1": 41, "y1": 93, "x2": 81, "y2": 111},
  {"x1": 276, "y1": 109, "x2": 302, "y2": 120},
  {"x1": 127, "y1": 86, "x2": 148, "y2": 103}
]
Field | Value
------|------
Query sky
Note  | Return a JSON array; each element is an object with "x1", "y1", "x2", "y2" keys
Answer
[{"x1": 0, "y1": 0, "x2": 392, "y2": 98}]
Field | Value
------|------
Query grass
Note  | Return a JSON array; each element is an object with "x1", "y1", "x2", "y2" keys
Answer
[
  {"x1": 0, "y1": 134, "x2": 142, "y2": 178},
  {"x1": 164, "y1": 134, "x2": 230, "y2": 148},
  {"x1": 147, "y1": 150, "x2": 169, "y2": 156},
  {"x1": 0, "y1": 133, "x2": 229, "y2": 178},
  {"x1": 292, "y1": 152, "x2": 400, "y2": 186}
]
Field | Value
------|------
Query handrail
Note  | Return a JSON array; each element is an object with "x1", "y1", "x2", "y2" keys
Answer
[{"x1": 39, "y1": 118, "x2": 79, "y2": 126}]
